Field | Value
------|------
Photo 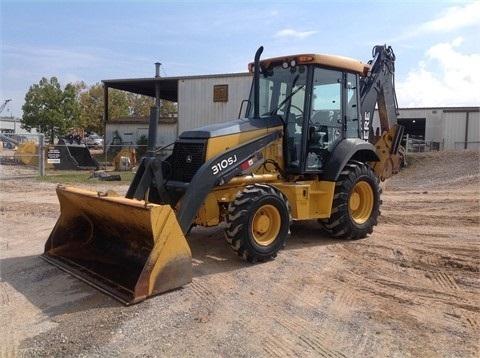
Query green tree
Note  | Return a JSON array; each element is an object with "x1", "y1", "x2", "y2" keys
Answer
[
  {"x1": 125, "y1": 92, "x2": 177, "y2": 118},
  {"x1": 159, "y1": 100, "x2": 178, "y2": 118},
  {"x1": 126, "y1": 92, "x2": 155, "y2": 117},
  {"x1": 21, "y1": 77, "x2": 80, "y2": 144},
  {"x1": 109, "y1": 87, "x2": 130, "y2": 121},
  {"x1": 77, "y1": 83, "x2": 131, "y2": 135},
  {"x1": 136, "y1": 134, "x2": 148, "y2": 157}
]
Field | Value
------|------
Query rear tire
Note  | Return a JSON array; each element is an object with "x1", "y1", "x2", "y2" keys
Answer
[
  {"x1": 320, "y1": 161, "x2": 381, "y2": 240},
  {"x1": 225, "y1": 184, "x2": 291, "y2": 262}
]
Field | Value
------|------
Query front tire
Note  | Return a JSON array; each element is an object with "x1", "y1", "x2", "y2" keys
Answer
[
  {"x1": 225, "y1": 184, "x2": 291, "y2": 262},
  {"x1": 320, "y1": 161, "x2": 381, "y2": 240}
]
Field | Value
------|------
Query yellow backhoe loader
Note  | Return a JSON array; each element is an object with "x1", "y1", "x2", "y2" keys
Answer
[{"x1": 43, "y1": 45, "x2": 404, "y2": 305}]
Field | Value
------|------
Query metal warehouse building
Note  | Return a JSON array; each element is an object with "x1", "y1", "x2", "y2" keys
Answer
[
  {"x1": 0, "y1": 117, "x2": 38, "y2": 135},
  {"x1": 391, "y1": 107, "x2": 480, "y2": 151},
  {"x1": 101, "y1": 73, "x2": 478, "y2": 152}
]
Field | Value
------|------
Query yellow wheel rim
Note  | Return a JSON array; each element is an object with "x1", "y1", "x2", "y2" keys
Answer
[
  {"x1": 251, "y1": 204, "x2": 281, "y2": 246},
  {"x1": 349, "y1": 181, "x2": 374, "y2": 225}
]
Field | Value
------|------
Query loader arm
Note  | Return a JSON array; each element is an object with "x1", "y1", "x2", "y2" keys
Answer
[{"x1": 172, "y1": 129, "x2": 283, "y2": 234}]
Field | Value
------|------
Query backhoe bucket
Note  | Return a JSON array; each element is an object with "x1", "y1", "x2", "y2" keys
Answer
[{"x1": 42, "y1": 185, "x2": 192, "y2": 305}]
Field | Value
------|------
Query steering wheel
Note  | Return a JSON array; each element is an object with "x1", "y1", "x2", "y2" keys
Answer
[
  {"x1": 290, "y1": 104, "x2": 304, "y2": 117},
  {"x1": 290, "y1": 104, "x2": 304, "y2": 126}
]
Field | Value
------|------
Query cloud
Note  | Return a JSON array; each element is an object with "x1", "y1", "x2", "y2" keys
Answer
[
  {"x1": 274, "y1": 29, "x2": 317, "y2": 39},
  {"x1": 396, "y1": 38, "x2": 480, "y2": 107},
  {"x1": 419, "y1": 1, "x2": 480, "y2": 32},
  {"x1": 2, "y1": 44, "x2": 111, "y2": 84},
  {"x1": 1, "y1": 44, "x2": 136, "y2": 116},
  {"x1": 390, "y1": 2, "x2": 480, "y2": 43}
]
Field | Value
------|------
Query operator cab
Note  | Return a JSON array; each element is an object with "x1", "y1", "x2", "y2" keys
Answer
[{"x1": 247, "y1": 54, "x2": 364, "y2": 174}]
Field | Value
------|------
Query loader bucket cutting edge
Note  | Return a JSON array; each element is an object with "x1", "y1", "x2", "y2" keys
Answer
[{"x1": 42, "y1": 186, "x2": 192, "y2": 305}]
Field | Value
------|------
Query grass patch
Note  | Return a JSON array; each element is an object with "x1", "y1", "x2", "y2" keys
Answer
[{"x1": 36, "y1": 169, "x2": 136, "y2": 185}]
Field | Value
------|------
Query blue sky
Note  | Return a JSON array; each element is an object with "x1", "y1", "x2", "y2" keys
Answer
[{"x1": 1, "y1": 0, "x2": 479, "y2": 118}]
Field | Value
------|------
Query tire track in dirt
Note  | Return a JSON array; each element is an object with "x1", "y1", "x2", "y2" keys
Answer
[
  {"x1": 380, "y1": 190, "x2": 479, "y2": 228},
  {"x1": 252, "y1": 233, "x2": 471, "y2": 356},
  {"x1": 334, "y1": 242, "x2": 478, "y2": 307},
  {"x1": 428, "y1": 271, "x2": 460, "y2": 290},
  {"x1": 465, "y1": 316, "x2": 479, "y2": 330},
  {"x1": 270, "y1": 313, "x2": 346, "y2": 358},
  {"x1": 185, "y1": 269, "x2": 309, "y2": 356},
  {"x1": 191, "y1": 249, "x2": 350, "y2": 357},
  {"x1": 298, "y1": 252, "x2": 365, "y2": 317},
  {"x1": 263, "y1": 338, "x2": 299, "y2": 357},
  {"x1": 189, "y1": 279, "x2": 217, "y2": 301},
  {"x1": 280, "y1": 320, "x2": 346, "y2": 358},
  {"x1": 248, "y1": 257, "x2": 352, "y2": 357},
  {"x1": 320, "y1": 247, "x2": 369, "y2": 310},
  {"x1": 327, "y1": 239, "x2": 480, "y2": 347},
  {"x1": 442, "y1": 309, "x2": 478, "y2": 332}
]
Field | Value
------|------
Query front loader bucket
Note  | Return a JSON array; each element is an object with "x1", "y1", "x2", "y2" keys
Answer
[{"x1": 42, "y1": 185, "x2": 192, "y2": 305}]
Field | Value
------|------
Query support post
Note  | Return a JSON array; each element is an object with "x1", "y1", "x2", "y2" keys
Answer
[{"x1": 39, "y1": 134, "x2": 45, "y2": 176}]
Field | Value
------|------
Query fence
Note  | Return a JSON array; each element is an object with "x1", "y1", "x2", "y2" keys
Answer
[
  {"x1": 0, "y1": 135, "x2": 175, "y2": 180},
  {"x1": 404, "y1": 134, "x2": 441, "y2": 153},
  {"x1": 406, "y1": 138, "x2": 480, "y2": 152},
  {"x1": 0, "y1": 133, "x2": 45, "y2": 179}
]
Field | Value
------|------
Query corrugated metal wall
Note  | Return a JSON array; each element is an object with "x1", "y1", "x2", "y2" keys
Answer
[
  {"x1": 104, "y1": 121, "x2": 177, "y2": 149},
  {"x1": 444, "y1": 110, "x2": 480, "y2": 150},
  {"x1": 444, "y1": 112, "x2": 466, "y2": 149},
  {"x1": 467, "y1": 111, "x2": 480, "y2": 148},
  {"x1": 177, "y1": 73, "x2": 252, "y2": 133}
]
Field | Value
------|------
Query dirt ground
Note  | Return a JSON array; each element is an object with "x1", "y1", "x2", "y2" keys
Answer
[{"x1": 1, "y1": 150, "x2": 479, "y2": 358}]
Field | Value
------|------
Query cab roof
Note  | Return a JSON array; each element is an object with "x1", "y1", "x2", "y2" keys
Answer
[{"x1": 250, "y1": 53, "x2": 370, "y2": 75}]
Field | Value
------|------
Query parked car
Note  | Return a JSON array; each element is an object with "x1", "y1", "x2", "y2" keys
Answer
[{"x1": 84, "y1": 133, "x2": 103, "y2": 149}]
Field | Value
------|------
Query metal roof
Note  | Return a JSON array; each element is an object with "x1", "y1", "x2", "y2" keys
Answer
[
  {"x1": 102, "y1": 77, "x2": 179, "y2": 102},
  {"x1": 102, "y1": 72, "x2": 251, "y2": 103}
]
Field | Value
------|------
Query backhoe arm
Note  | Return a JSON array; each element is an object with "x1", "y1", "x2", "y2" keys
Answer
[{"x1": 360, "y1": 45, "x2": 405, "y2": 180}]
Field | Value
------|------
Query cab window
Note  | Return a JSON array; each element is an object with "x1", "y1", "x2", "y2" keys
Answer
[{"x1": 346, "y1": 72, "x2": 360, "y2": 138}]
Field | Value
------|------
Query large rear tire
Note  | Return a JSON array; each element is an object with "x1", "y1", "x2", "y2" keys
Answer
[
  {"x1": 320, "y1": 161, "x2": 381, "y2": 240},
  {"x1": 225, "y1": 184, "x2": 291, "y2": 262}
]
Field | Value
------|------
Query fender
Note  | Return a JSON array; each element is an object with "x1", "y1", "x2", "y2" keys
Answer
[{"x1": 322, "y1": 138, "x2": 380, "y2": 181}]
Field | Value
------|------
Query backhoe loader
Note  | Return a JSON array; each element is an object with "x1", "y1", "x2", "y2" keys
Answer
[{"x1": 42, "y1": 44, "x2": 404, "y2": 305}]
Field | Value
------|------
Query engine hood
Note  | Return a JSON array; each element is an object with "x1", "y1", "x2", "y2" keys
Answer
[{"x1": 179, "y1": 116, "x2": 284, "y2": 139}]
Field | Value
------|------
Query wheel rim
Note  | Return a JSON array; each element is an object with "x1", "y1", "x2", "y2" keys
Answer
[
  {"x1": 251, "y1": 204, "x2": 281, "y2": 246},
  {"x1": 349, "y1": 181, "x2": 374, "y2": 225}
]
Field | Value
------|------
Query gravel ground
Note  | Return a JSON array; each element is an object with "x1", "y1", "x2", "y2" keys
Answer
[{"x1": 1, "y1": 149, "x2": 479, "y2": 357}]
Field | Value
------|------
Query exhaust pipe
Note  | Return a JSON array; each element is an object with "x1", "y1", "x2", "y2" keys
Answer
[{"x1": 253, "y1": 46, "x2": 263, "y2": 119}]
